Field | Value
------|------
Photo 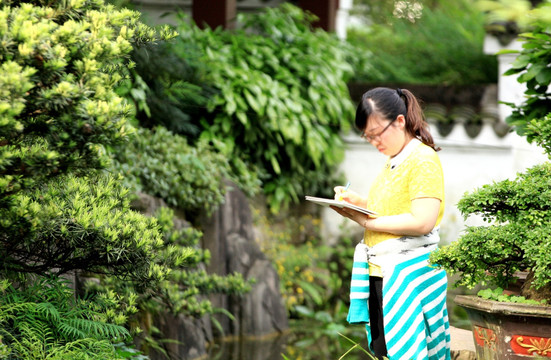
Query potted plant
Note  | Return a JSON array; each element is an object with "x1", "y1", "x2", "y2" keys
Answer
[
  {"x1": 430, "y1": 155, "x2": 551, "y2": 358},
  {"x1": 430, "y1": 2, "x2": 551, "y2": 358}
]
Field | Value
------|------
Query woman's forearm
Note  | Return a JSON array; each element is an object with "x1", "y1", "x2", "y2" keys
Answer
[
  {"x1": 363, "y1": 197, "x2": 441, "y2": 236},
  {"x1": 363, "y1": 213, "x2": 435, "y2": 236}
]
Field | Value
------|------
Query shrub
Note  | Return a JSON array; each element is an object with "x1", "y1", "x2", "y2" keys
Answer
[
  {"x1": 119, "y1": 40, "x2": 215, "y2": 138},
  {"x1": 112, "y1": 126, "x2": 259, "y2": 218},
  {"x1": 431, "y1": 162, "x2": 551, "y2": 294},
  {"x1": 129, "y1": 4, "x2": 354, "y2": 212},
  {"x1": 255, "y1": 212, "x2": 367, "y2": 359},
  {"x1": 2, "y1": 173, "x2": 173, "y2": 282},
  {"x1": 110, "y1": 128, "x2": 254, "y2": 346},
  {"x1": 0, "y1": 0, "x2": 177, "y2": 283},
  {"x1": 254, "y1": 210, "x2": 355, "y2": 316},
  {"x1": 83, "y1": 206, "x2": 252, "y2": 356}
]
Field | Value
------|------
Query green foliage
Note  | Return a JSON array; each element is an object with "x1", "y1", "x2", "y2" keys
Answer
[
  {"x1": 475, "y1": 1, "x2": 551, "y2": 135},
  {"x1": 110, "y1": 124, "x2": 255, "y2": 330},
  {"x1": 347, "y1": 0, "x2": 497, "y2": 85},
  {"x1": 525, "y1": 113, "x2": 551, "y2": 157},
  {"x1": 255, "y1": 209, "x2": 358, "y2": 316},
  {"x1": 84, "y1": 206, "x2": 251, "y2": 334},
  {"x1": 502, "y1": 28, "x2": 551, "y2": 135},
  {"x1": 0, "y1": 276, "x2": 144, "y2": 360},
  {"x1": 0, "y1": 0, "x2": 173, "y2": 201},
  {"x1": 254, "y1": 208, "x2": 369, "y2": 358},
  {"x1": 151, "y1": 207, "x2": 252, "y2": 314},
  {"x1": 0, "y1": 0, "x2": 184, "y2": 357},
  {"x1": 256, "y1": 212, "x2": 328, "y2": 312},
  {"x1": 478, "y1": 287, "x2": 547, "y2": 305},
  {"x1": 283, "y1": 306, "x2": 370, "y2": 360},
  {"x1": 113, "y1": 127, "x2": 258, "y2": 217},
  {"x1": 152, "y1": 4, "x2": 354, "y2": 212},
  {"x1": 120, "y1": 40, "x2": 215, "y2": 137},
  {"x1": 80, "y1": 205, "x2": 251, "y2": 356},
  {"x1": 431, "y1": 163, "x2": 551, "y2": 295},
  {"x1": 1, "y1": 174, "x2": 173, "y2": 282},
  {"x1": 476, "y1": 0, "x2": 551, "y2": 29},
  {"x1": 0, "y1": 0, "x2": 178, "y2": 284}
]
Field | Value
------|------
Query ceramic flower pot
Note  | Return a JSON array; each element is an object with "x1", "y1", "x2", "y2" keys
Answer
[{"x1": 455, "y1": 295, "x2": 551, "y2": 359}]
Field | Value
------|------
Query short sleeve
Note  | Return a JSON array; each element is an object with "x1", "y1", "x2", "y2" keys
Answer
[{"x1": 409, "y1": 154, "x2": 444, "y2": 201}]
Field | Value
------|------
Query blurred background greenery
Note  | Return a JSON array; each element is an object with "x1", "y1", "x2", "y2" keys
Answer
[{"x1": 348, "y1": 0, "x2": 497, "y2": 85}]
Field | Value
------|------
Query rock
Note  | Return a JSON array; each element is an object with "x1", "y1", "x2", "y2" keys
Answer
[
  {"x1": 201, "y1": 182, "x2": 289, "y2": 338},
  {"x1": 240, "y1": 258, "x2": 288, "y2": 334},
  {"x1": 150, "y1": 313, "x2": 211, "y2": 360}
]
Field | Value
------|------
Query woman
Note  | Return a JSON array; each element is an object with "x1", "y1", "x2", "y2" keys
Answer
[{"x1": 331, "y1": 87, "x2": 451, "y2": 360}]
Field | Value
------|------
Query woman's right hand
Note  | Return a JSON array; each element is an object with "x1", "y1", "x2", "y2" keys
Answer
[{"x1": 333, "y1": 186, "x2": 364, "y2": 206}]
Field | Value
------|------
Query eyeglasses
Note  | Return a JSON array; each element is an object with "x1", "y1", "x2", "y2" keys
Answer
[{"x1": 361, "y1": 118, "x2": 396, "y2": 142}]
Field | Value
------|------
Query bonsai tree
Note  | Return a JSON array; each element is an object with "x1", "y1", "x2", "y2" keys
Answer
[
  {"x1": 430, "y1": 158, "x2": 551, "y2": 302},
  {"x1": 430, "y1": 2, "x2": 551, "y2": 303}
]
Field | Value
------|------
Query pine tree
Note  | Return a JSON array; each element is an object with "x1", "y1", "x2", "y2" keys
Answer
[{"x1": 0, "y1": 0, "x2": 177, "y2": 282}]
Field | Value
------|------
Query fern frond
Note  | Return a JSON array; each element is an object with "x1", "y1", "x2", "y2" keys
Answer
[
  {"x1": 58, "y1": 321, "x2": 87, "y2": 341},
  {"x1": 59, "y1": 318, "x2": 130, "y2": 341},
  {"x1": 52, "y1": 338, "x2": 117, "y2": 360},
  {"x1": 35, "y1": 302, "x2": 62, "y2": 323},
  {"x1": 13, "y1": 322, "x2": 54, "y2": 358}
]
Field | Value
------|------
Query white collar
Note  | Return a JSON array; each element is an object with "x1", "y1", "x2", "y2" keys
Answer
[{"x1": 389, "y1": 138, "x2": 421, "y2": 170}]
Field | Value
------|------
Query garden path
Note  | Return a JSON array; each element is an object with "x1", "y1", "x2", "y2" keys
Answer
[{"x1": 450, "y1": 326, "x2": 476, "y2": 359}]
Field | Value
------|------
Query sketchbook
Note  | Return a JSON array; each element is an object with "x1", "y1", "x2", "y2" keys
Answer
[{"x1": 305, "y1": 196, "x2": 378, "y2": 217}]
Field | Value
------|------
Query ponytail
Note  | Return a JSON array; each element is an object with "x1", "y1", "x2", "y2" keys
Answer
[{"x1": 399, "y1": 88, "x2": 440, "y2": 152}]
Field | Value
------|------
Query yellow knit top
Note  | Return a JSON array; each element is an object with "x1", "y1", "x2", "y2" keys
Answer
[{"x1": 364, "y1": 139, "x2": 445, "y2": 276}]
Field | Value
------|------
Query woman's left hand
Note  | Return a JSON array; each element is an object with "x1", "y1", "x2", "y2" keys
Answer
[{"x1": 330, "y1": 206, "x2": 372, "y2": 228}]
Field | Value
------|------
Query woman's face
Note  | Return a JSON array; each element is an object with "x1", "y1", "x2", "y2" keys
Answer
[{"x1": 363, "y1": 113, "x2": 409, "y2": 157}]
